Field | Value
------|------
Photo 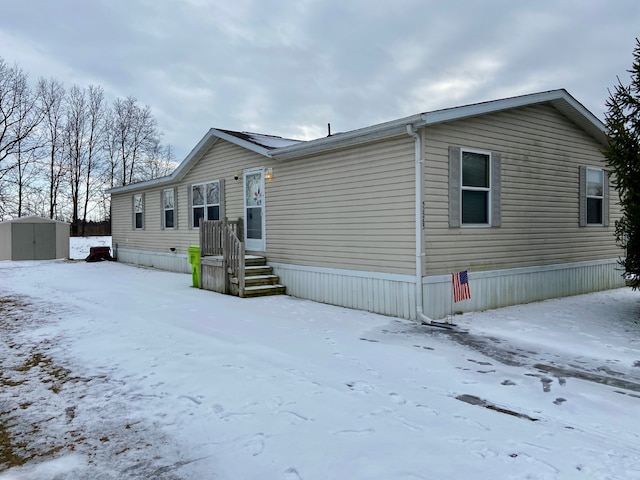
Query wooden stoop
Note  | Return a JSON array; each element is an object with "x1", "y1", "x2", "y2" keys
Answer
[{"x1": 230, "y1": 255, "x2": 286, "y2": 297}]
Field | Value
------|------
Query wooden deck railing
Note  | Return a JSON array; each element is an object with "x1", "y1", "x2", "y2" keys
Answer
[
  {"x1": 200, "y1": 218, "x2": 245, "y2": 296},
  {"x1": 200, "y1": 218, "x2": 243, "y2": 256},
  {"x1": 224, "y1": 224, "x2": 245, "y2": 297}
]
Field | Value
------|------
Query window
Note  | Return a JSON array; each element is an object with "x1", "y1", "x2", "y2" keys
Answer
[
  {"x1": 461, "y1": 150, "x2": 491, "y2": 224},
  {"x1": 579, "y1": 166, "x2": 608, "y2": 227},
  {"x1": 162, "y1": 188, "x2": 175, "y2": 229},
  {"x1": 133, "y1": 193, "x2": 144, "y2": 229},
  {"x1": 449, "y1": 146, "x2": 501, "y2": 228},
  {"x1": 586, "y1": 168, "x2": 604, "y2": 225},
  {"x1": 191, "y1": 181, "x2": 220, "y2": 228}
]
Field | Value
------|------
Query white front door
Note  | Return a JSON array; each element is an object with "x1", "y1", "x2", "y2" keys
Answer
[{"x1": 244, "y1": 169, "x2": 265, "y2": 252}]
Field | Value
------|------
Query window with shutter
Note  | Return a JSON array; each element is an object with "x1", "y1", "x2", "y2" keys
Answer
[
  {"x1": 579, "y1": 166, "x2": 609, "y2": 227},
  {"x1": 190, "y1": 180, "x2": 223, "y2": 228},
  {"x1": 133, "y1": 193, "x2": 144, "y2": 230},
  {"x1": 162, "y1": 188, "x2": 175, "y2": 229},
  {"x1": 449, "y1": 146, "x2": 501, "y2": 227}
]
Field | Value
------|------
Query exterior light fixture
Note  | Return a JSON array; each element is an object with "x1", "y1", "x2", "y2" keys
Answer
[{"x1": 265, "y1": 167, "x2": 273, "y2": 181}]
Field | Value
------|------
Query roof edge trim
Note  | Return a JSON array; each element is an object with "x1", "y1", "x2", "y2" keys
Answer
[
  {"x1": 271, "y1": 113, "x2": 424, "y2": 160},
  {"x1": 107, "y1": 126, "x2": 278, "y2": 195}
]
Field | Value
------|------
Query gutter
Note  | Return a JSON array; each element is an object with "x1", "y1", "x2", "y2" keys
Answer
[{"x1": 405, "y1": 124, "x2": 433, "y2": 323}]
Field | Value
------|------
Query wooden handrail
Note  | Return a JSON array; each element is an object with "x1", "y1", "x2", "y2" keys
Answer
[
  {"x1": 200, "y1": 218, "x2": 245, "y2": 296},
  {"x1": 200, "y1": 218, "x2": 243, "y2": 256},
  {"x1": 223, "y1": 225, "x2": 245, "y2": 297}
]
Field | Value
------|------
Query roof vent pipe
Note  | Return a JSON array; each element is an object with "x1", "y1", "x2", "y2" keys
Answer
[{"x1": 327, "y1": 123, "x2": 331, "y2": 136}]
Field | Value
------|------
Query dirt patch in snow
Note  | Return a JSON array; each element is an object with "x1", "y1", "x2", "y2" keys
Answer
[{"x1": 0, "y1": 294, "x2": 197, "y2": 479}]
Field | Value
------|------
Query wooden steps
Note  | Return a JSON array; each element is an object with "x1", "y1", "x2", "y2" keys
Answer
[
  {"x1": 244, "y1": 265, "x2": 274, "y2": 276},
  {"x1": 243, "y1": 284, "x2": 287, "y2": 297},
  {"x1": 230, "y1": 255, "x2": 286, "y2": 297}
]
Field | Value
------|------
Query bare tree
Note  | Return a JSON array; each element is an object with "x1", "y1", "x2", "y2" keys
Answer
[
  {"x1": 0, "y1": 59, "x2": 173, "y2": 224},
  {"x1": 81, "y1": 85, "x2": 105, "y2": 235},
  {"x1": 108, "y1": 96, "x2": 159, "y2": 187},
  {"x1": 102, "y1": 104, "x2": 119, "y2": 189},
  {"x1": 0, "y1": 58, "x2": 41, "y2": 184},
  {"x1": 11, "y1": 147, "x2": 42, "y2": 218},
  {"x1": 37, "y1": 77, "x2": 67, "y2": 219},
  {"x1": 145, "y1": 139, "x2": 177, "y2": 179},
  {"x1": 8, "y1": 82, "x2": 43, "y2": 217},
  {"x1": 0, "y1": 181, "x2": 8, "y2": 220},
  {"x1": 64, "y1": 84, "x2": 87, "y2": 235}
]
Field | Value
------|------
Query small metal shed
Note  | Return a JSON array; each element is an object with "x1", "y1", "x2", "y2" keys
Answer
[{"x1": 0, "y1": 216, "x2": 70, "y2": 261}]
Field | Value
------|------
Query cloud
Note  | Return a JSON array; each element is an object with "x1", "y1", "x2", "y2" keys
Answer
[{"x1": 0, "y1": 0, "x2": 638, "y2": 159}]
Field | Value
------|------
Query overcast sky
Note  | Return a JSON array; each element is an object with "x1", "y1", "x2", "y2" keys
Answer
[{"x1": 1, "y1": 0, "x2": 638, "y2": 159}]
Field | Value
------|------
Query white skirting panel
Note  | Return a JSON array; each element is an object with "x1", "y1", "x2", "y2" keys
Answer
[
  {"x1": 115, "y1": 248, "x2": 191, "y2": 274},
  {"x1": 423, "y1": 259, "x2": 626, "y2": 319},
  {"x1": 111, "y1": 252, "x2": 625, "y2": 322},
  {"x1": 269, "y1": 262, "x2": 417, "y2": 319}
]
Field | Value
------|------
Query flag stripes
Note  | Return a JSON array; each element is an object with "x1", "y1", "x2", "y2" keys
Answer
[{"x1": 452, "y1": 270, "x2": 471, "y2": 302}]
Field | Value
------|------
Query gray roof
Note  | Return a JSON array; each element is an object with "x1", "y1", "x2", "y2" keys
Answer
[
  {"x1": 0, "y1": 216, "x2": 70, "y2": 225},
  {"x1": 107, "y1": 128, "x2": 302, "y2": 194},
  {"x1": 215, "y1": 129, "x2": 302, "y2": 150},
  {"x1": 271, "y1": 89, "x2": 606, "y2": 160},
  {"x1": 108, "y1": 89, "x2": 606, "y2": 194}
]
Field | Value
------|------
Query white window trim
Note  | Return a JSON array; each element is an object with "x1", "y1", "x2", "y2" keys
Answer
[
  {"x1": 191, "y1": 180, "x2": 221, "y2": 228},
  {"x1": 579, "y1": 165, "x2": 609, "y2": 227},
  {"x1": 133, "y1": 193, "x2": 144, "y2": 230},
  {"x1": 586, "y1": 167, "x2": 604, "y2": 226},
  {"x1": 460, "y1": 148, "x2": 492, "y2": 227},
  {"x1": 162, "y1": 188, "x2": 176, "y2": 230}
]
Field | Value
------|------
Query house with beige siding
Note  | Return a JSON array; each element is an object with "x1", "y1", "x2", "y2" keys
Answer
[{"x1": 108, "y1": 89, "x2": 625, "y2": 320}]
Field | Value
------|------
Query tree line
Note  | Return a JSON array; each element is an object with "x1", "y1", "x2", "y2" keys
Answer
[{"x1": 0, "y1": 57, "x2": 175, "y2": 235}]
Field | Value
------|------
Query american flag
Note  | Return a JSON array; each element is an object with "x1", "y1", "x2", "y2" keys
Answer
[{"x1": 452, "y1": 270, "x2": 471, "y2": 303}]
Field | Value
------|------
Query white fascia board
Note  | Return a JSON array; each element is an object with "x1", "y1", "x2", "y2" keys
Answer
[
  {"x1": 209, "y1": 128, "x2": 273, "y2": 157},
  {"x1": 548, "y1": 96, "x2": 607, "y2": 145},
  {"x1": 416, "y1": 89, "x2": 606, "y2": 144},
  {"x1": 106, "y1": 175, "x2": 172, "y2": 194},
  {"x1": 107, "y1": 130, "x2": 223, "y2": 194},
  {"x1": 271, "y1": 90, "x2": 607, "y2": 160},
  {"x1": 271, "y1": 114, "x2": 424, "y2": 160},
  {"x1": 417, "y1": 90, "x2": 566, "y2": 125},
  {"x1": 107, "y1": 129, "x2": 275, "y2": 195}
]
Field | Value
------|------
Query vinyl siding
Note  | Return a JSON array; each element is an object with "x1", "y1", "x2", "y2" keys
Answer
[
  {"x1": 266, "y1": 136, "x2": 416, "y2": 275},
  {"x1": 111, "y1": 136, "x2": 416, "y2": 275},
  {"x1": 111, "y1": 140, "x2": 269, "y2": 258},
  {"x1": 183, "y1": 139, "x2": 268, "y2": 221},
  {"x1": 112, "y1": 186, "x2": 192, "y2": 256},
  {"x1": 422, "y1": 104, "x2": 621, "y2": 275}
]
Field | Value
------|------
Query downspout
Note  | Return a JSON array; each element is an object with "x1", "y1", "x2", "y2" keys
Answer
[{"x1": 406, "y1": 124, "x2": 433, "y2": 323}]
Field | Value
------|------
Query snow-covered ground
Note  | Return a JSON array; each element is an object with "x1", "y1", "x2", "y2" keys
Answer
[
  {"x1": 68, "y1": 236, "x2": 112, "y2": 260},
  {"x1": 0, "y1": 237, "x2": 639, "y2": 479}
]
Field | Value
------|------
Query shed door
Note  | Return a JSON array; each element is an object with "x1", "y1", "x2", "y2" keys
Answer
[
  {"x1": 34, "y1": 223, "x2": 56, "y2": 260},
  {"x1": 244, "y1": 169, "x2": 265, "y2": 252},
  {"x1": 11, "y1": 223, "x2": 56, "y2": 260}
]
